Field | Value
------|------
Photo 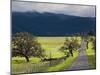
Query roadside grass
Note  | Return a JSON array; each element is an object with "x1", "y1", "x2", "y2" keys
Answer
[
  {"x1": 12, "y1": 51, "x2": 79, "y2": 74},
  {"x1": 86, "y1": 42, "x2": 96, "y2": 69},
  {"x1": 47, "y1": 51, "x2": 79, "y2": 71},
  {"x1": 12, "y1": 56, "x2": 64, "y2": 74},
  {"x1": 12, "y1": 61, "x2": 50, "y2": 74}
]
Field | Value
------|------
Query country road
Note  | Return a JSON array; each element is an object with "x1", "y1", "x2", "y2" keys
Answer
[{"x1": 65, "y1": 39, "x2": 90, "y2": 70}]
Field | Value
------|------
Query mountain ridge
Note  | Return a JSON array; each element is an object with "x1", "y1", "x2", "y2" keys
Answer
[{"x1": 12, "y1": 12, "x2": 96, "y2": 36}]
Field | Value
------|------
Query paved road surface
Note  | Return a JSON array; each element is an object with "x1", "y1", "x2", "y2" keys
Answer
[{"x1": 65, "y1": 40, "x2": 90, "y2": 70}]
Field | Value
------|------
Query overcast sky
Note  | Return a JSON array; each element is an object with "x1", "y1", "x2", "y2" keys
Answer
[{"x1": 12, "y1": 1, "x2": 96, "y2": 17}]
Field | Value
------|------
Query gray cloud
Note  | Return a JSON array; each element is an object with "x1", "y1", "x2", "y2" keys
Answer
[{"x1": 12, "y1": 1, "x2": 96, "y2": 17}]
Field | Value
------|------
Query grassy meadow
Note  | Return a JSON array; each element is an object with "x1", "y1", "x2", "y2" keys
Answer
[
  {"x1": 12, "y1": 37, "x2": 66, "y2": 74},
  {"x1": 13, "y1": 36, "x2": 95, "y2": 74},
  {"x1": 12, "y1": 37, "x2": 81, "y2": 74},
  {"x1": 37, "y1": 37, "x2": 66, "y2": 58}
]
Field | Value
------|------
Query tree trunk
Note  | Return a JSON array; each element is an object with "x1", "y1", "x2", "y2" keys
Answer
[{"x1": 25, "y1": 56, "x2": 29, "y2": 62}]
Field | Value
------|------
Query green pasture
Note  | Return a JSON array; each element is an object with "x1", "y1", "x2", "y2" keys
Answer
[
  {"x1": 12, "y1": 36, "x2": 81, "y2": 74},
  {"x1": 37, "y1": 37, "x2": 66, "y2": 58}
]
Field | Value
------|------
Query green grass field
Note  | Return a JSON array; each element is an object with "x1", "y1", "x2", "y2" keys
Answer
[
  {"x1": 86, "y1": 36, "x2": 96, "y2": 69},
  {"x1": 37, "y1": 37, "x2": 81, "y2": 58},
  {"x1": 86, "y1": 41, "x2": 96, "y2": 69},
  {"x1": 12, "y1": 37, "x2": 81, "y2": 74},
  {"x1": 37, "y1": 37, "x2": 66, "y2": 58}
]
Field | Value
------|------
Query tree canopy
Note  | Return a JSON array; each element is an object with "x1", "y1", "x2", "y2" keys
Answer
[
  {"x1": 12, "y1": 32, "x2": 44, "y2": 62},
  {"x1": 59, "y1": 37, "x2": 80, "y2": 57}
]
